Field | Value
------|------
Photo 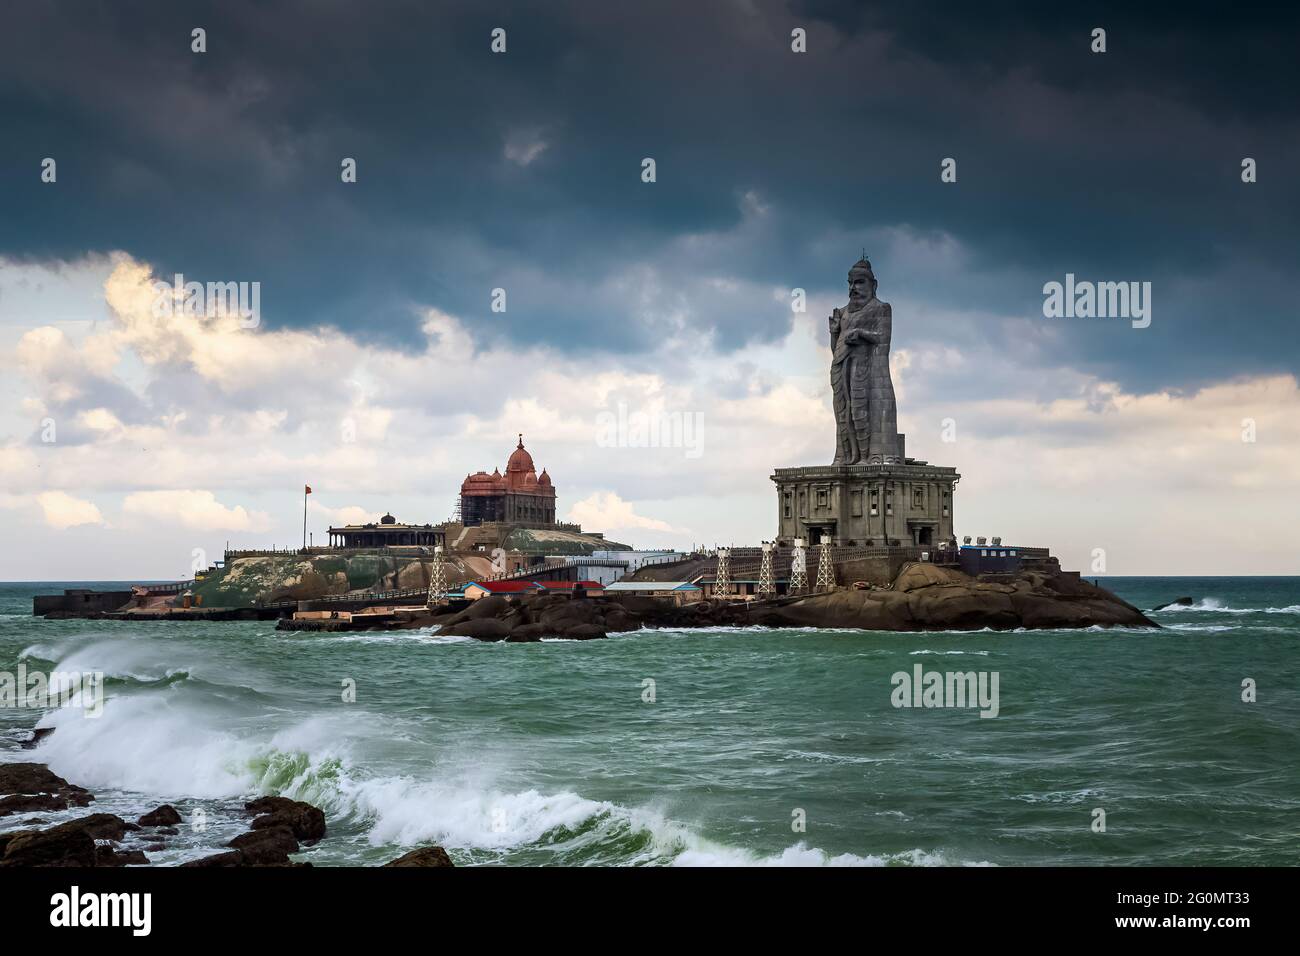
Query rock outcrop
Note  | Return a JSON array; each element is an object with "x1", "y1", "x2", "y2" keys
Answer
[
  {"x1": 226, "y1": 826, "x2": 302, "y2": 865},
  {"x1": 415, "y1": 563, "x2": 1156, "y2": 637},
  {"x1": 138, "y1": 804, "x2": 182, "y2": 827},
  {"x1": 0, "y1": 813, "x2": 143, "y2": 867},
  {"x1": 383, "y1": 846, "x2": 455, "y2": 867},
  {"x1": 21, "y1": 728, "x2": 55, "y2": 750},
  {"x1": 0, "y1": 766, "x2": 355, "y2": 870},
  {"x1": 182, "y1": 795, "x2": 326, "y2": 867},
  {"x1": 0, "y1": 762, "x2": 94, "y2": 817},
  {"x1": 429, "y1": 593, "x2": 609, "y2": 642},
  {"x1": 246, "y1": 795, "x2": 327, "y2": 843},
  {"x1": 745, "y1": 564, "x2": 1158, "y2": 631}
]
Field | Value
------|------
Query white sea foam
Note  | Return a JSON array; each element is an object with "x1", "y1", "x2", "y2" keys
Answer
[
  {"x1": 31, "y1": 695, "x2": 265, "y2": 798},
  {"x1": 23, "y1": 638, "x2": 200, "y2": 684},
  {"x1": 1014, "y1": 787, "x2": 1106, "y2": 805},
  {"x1": 782, "y1": 749, "x2": 894, "y2": 765},
  {"x1": 334, "y1": 772, "x2": 972, "y2": 866},
  {"x1": 629, "y1": 624, "x2": 874, "y2": 636},
  {"x1": 300, "y1": 630, "x2": 472, "y2": 646},
  {"x1": 672, "y1": 843, "x2": 975, "y2": 867},
  {"x1": 19, "y1": 641, "x2": 68, "y2": 665},
  {"x1": 342, "y1": 775, "x2": 607, "y2": 850},
  {"x1": 1155, "y1": 598, "x2": 1300, "y2": 615}
]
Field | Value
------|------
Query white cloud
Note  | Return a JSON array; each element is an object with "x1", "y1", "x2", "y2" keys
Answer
[
  {"x1": 35, "y1": 491, "x2": 104, "y2": 529},
  {"x1": 122, "y1": 490, "x2": 272, "y2": 532},
  {"x1": 308, "y1": 501, "x2": 377, "y2": 527},
  {"x1": 78, "y1": 407, "x2": 125, "y2": 434},
  {"x1": 567, "y1": 491, "x2": 683, "y2": 534},
  {"x1": 503, "y1": 130, "x2": 549, "y2": 167}
]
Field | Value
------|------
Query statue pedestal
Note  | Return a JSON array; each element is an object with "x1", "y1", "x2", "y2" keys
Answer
[{"x1": 771, "y1": 461, "x2": 960, "y2": 548}]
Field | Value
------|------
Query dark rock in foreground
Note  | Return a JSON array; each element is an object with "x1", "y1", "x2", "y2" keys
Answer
[
  {"x1": 0, "y1": 767, "x2": 150, "y2": 867},
  {"x1": 0, "y1": 822, "x2": 97, "y2": 867},
  {"x1": 1153, "y1": 596, "x2": 1195, "y2": 610},
  {"x1": 383, "y1": 846, "x2": 455, "y2": 867},
  {"x1": 66, "y1": 811, "x2": 140, "y2": 841},
  {"x1": 183, "y1": 796, "x2": 327, "y2": 867},
  {"x1": 97, "y1": 846, "x2": 150, "y2": 867},
  {"x1": 0, "y1": 762, "x2": 94, "y2": 817},
  {"x1": 21, "y1": 728, "x2": 55, "y2": 749},
  {"x1": 228, "y1": 825, "x2": 301, "y2": 865},
  {"x1": 246, "y1": 795, "x2": 327, "y2": 843},
  {"x1": 180, "y1": 849, "x2": 247, "y2": 867},
  {"x1": 0, "y1": 765, "x2": 337, "y2": 869},
  {"x1": 138, "y1": 804, "x2": 182, "y2": 827},
  {"x1": 0, "y1": 813, "x2": 142, "y2": 867}
]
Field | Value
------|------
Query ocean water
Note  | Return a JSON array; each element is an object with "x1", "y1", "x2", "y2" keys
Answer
[{"x1": 1, "y1": 577, "x2": 1297, "y2": 867}]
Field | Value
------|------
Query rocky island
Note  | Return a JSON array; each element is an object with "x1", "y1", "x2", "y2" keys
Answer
[{"x1": 379, "y1": 560, "x2": 1156, "y2": 641}]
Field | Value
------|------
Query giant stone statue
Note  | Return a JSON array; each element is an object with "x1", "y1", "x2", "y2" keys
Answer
[
  {"x1": 770, "y1": 255, "x2": 959, "y2": 550},
  {"x1": 829, "y1": 257, "x2": 903, "y2": 465}
]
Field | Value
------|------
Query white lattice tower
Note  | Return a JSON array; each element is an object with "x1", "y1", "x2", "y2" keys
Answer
[
  {"x1": 427, "y1": 545, "x2": 449, "y2": 607},
  {"x1": 816, "y1": 535, "x2": 835, "y2": 591},
  {"x1": 715, "y1": 547, "x2": 732, "y2": 597},
  {"x1": 757, "y1": 541, "x2": 776, "y2": 599},
  {"x1": 789, "y1": 538, "x2": 808, "y2": 594}
]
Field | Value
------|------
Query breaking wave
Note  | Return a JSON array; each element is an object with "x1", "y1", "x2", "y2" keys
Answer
[
  {"x1": 12, "y1": 639, "x2": 977, "y2": 867},
  {"x1": 1154, "y1": 598, "x2": 1300, "y2": 615}
]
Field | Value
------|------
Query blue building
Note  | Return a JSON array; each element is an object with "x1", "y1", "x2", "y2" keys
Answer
[{"x1": 958, "y1": 544, "x2": 1025, "y2": 575}]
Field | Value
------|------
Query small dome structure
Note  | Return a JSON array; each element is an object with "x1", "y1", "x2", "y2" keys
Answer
[{"x1": 506, "y1": 434, "x2": 535, "y2": 475}]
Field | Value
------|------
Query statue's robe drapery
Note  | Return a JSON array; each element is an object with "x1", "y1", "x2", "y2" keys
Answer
[{"x1": 830, "y1": 297, "x2": 902, "y2": 465}]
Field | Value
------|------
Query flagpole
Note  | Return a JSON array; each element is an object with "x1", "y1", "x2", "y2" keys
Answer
[{"x1": 302, "y1": 486, "x2": 308, "y2": 551}]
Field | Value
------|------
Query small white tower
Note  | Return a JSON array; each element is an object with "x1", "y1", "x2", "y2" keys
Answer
[
  {"x1": 427, "y1": 545, "x2": 449, "y2": 607},
  {"x1": 815, "y1": 534, "x2": 835, "y2": 591},
  {"x1": 756, "y1": 541, "x2": 776, "y2": 599},
  {"x1": 789, "y1": 537, "x2": 809, "y2": 594},
  {"x1": 715, "y1": 547, "x2": 732, "y2": 597}
]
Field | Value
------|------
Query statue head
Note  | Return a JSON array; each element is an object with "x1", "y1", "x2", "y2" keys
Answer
[{"x1": 848, "y1": 257, "x2": 877, "y2": 309}]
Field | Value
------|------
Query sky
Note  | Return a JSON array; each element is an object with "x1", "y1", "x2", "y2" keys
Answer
[{"x1": 1, "y1": 0, "x2": 1298, "y2": 579}]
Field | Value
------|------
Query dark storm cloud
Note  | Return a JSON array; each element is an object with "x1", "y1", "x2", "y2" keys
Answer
[{"x1": 0, "y1": 0, "x2": 1296, "y2": 390}]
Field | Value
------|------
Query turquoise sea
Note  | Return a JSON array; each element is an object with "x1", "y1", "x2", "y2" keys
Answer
[{"x1": 2, "y1": 577, "x2": 1297, "y2": 866}]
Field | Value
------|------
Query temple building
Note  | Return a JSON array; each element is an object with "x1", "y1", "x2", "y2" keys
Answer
[
  {"x1": 459, "y1": 435, "x2": 556, "y2": 527},
  {"x1": 773, "y1": 463, "x2": 958, "y2": 547},
  {"x1": 327, "y1": 512, "x2": 446, "y2": 549}
]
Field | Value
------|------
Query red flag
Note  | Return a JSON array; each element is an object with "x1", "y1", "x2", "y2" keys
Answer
[{"x1": 304, "y1": 485, "x2": 312, "y2": 495}]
